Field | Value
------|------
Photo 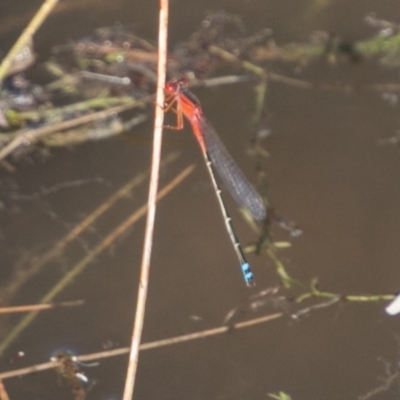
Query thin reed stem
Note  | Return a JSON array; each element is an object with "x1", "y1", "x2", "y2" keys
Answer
[
  {"x1": 0, "y1": 300, "x2": 84, "y2": 314},
  {"x1": 122, "y1": 0, "x2": 169, "y2": 399},
  {"x1": 0, "y1": 380, "x2": 9, "y2": 400}
]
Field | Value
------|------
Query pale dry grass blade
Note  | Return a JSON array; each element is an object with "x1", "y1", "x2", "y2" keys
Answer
[{"x1": 122, "y1": 0, "x2": 169, "y2": 399}]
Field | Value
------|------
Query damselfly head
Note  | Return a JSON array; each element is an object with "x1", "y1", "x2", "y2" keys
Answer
[{"x1": 165, "y1": 78, "x2": 189, "y2": 94}]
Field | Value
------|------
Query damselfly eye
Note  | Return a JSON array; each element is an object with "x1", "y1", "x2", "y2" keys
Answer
[{"x1": 165, "y1": 82, "x2": 175, "y2": 94}]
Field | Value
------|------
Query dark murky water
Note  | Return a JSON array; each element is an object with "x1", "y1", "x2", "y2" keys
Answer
[{"x1": 1, "y1": 1, "x2": 400, "y2": 399}]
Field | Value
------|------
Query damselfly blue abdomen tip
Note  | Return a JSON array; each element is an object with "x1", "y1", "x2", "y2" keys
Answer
[{"x1": 241, "y1": 263, "x2": 255, "y2": 287}]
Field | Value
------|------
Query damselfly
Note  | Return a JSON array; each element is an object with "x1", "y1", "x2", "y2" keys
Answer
[{"x1": 164, "y1": 78, "x2": 266, "y2": 286}]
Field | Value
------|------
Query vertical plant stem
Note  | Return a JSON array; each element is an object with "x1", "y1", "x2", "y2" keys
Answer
[
  {"x1": 122, "y1": 0, "x2": 169, "y2": 399},
  {"x1": 0, "y1": 380, "x2": 9, "y2": 400}
]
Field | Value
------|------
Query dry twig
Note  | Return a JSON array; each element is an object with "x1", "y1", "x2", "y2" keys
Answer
[
  {"x1": 122, "y1": 0, "x2": 169, "y2": 398},
  {"x1": 0, "y1": 313, "x2": 282, "y2": 381}
]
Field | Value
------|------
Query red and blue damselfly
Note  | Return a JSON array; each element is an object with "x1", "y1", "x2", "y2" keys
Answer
[{"x1": 164, "y1": 78, "x2": 266, "y2": 286}]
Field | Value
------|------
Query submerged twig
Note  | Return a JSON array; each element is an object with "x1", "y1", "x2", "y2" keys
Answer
[
  {"x1": 209, "y1": 45, "x2": 400, "y2": 93},
  {"x1": 0, "y1": 96, "x2": 152, "y2": 162},
  {"x1": 43, "y1": 114, "x2": 147, "y2": 147},
  {"x1": 0, "y1": 164, "x2": 195, "y2": 355},
  {"x1": 0, "y1": 153, "x2": 179, "y2": 306},
  {"x1": 208, "y1": 45, "x2": 266, "y2": 78},
  {"x1": 192, "y1": 75, "x2": 257, "y2": 88},
  {"x1": 291, "y1": 297, "x2": 341, "y2": 320},
  {"x1": 0, "y1": 300, "x2": 84, "y2": 314}
]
